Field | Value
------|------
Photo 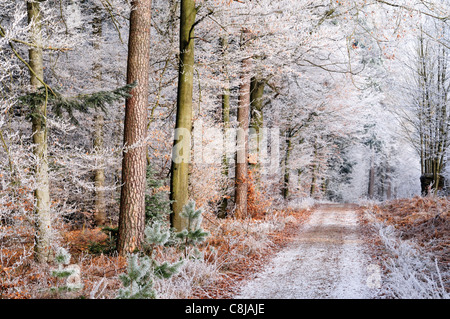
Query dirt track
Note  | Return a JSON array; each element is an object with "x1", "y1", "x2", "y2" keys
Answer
[{"x1": 234, "y1": 204, "x2": 380, "y2": 299}]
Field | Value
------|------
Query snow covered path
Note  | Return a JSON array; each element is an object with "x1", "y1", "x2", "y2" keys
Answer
[{"x1": 234, "y1": 204, "x2": 379, "y2": 299}]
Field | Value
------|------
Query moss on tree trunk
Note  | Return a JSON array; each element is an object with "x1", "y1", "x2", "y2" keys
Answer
[
  {"x1": 27, "y1": 0, "x2": 53, "y2": 263},
  {"x1": 170, "y1": 0, "x2": 197, "y2": 231}
]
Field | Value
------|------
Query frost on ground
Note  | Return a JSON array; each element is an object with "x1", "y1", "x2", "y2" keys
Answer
[
  {"x1": 374, "y1": 222, "x2": 449, "y2": 299},
  {"x1": 234, "y1": 204, "x2": 380, "y2": 299}
]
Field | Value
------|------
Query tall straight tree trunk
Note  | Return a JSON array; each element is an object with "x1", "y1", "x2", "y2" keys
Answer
[
  {"x1": 92, "y1": 7, "x2": 106, "y2": 226},
  {"x1": 234, "y1": 29, "x2": 251, "y2": 219},
  {"x1": 170, "y1": 0, "x2": 197, "y2": 231},
  {"x1": 27, "y1": 1, "x2": 52, "y2": 263},
  {"x1": 368, "y1": 155, "x2": 375, "y2": 199},
  {"x1": 385, "y1": 164, "x2": 392, "y2": 200},
  {"x1": 415, "y1": 29, "x2": 447, "y2": 195},
  {"x1": 250, "y1": 76, "x2": 265, "y2": 175},
  {"x1": 218, "y1": 37, "x2": 230, "y2": 218},
  {"x1": 218, "y1": 36, "x2": 231, "y2": 218},
  {"x1": 93, "y1": 115, "x2": 106, "y2": 225},
  {"x1": 117, "y1": 0, "x2": 152, "y2": 255},
  {"x1": 310, "y1": 142, "x2": 318, "y2": 197},
  {"x1": 433, "y1": 35, "x2": 448, "y2": 192},
  {"x1": 282, "y1": 132, "x2": 292, "y2": 199}
]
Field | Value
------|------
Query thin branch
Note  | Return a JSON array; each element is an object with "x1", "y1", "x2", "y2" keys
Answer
[
  {"x1": 99, "y1": 0, "x2": 125, "y2": 44},
  {"x1": 0, "y1": 24, "x2": 71, "y2": 52},
  {"x1": 375, "y1": 0, "x2": 450, "y2": 22}
]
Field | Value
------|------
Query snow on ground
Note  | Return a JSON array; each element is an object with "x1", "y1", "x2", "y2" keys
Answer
[{"x1": 234, "y1": 204, "x2": 380, "y2": 299}]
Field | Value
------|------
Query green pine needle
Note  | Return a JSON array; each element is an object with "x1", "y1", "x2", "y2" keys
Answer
[{"x1": 18, "y1": 82, "x2": 137, "y2": 125}]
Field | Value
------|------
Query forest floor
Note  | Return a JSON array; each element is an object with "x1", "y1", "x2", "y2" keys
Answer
[
  {"x1": 205, "y1": 197, "x2": 449, "y2": 299},
  {"x1": 1, "y1": 197, "x2": 447, "y2": 299},
  {"x1": 231, "y1": 203, "x2": 380, "y2": 299}
]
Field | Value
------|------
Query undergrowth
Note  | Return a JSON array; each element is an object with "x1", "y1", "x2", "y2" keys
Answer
[
  {"x1": 365, "y1": 196, "x2": 449, "y2": 299},
  {"x1": 0, "y1": 193, "x2": 313, "y2": 299}
]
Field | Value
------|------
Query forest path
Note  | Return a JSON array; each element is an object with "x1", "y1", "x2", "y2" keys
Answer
[{"x1": 234, "y1": 203, "x2": 379, "y2": 299}]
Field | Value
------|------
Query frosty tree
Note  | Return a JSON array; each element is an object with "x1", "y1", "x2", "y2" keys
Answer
[
  {"x1": 392, "y1": 17, "x2": 450, "y2": 195},
  {"x1": 0, "y1": 2, "x2": 449, "y2": 301},
  {"x1": 116, "y1": 220, "x2": 183, "y2": 299}
]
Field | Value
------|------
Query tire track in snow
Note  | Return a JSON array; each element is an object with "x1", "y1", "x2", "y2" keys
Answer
[{"x1": 234, "y1": 204, "x2": 378, "y2": 299}]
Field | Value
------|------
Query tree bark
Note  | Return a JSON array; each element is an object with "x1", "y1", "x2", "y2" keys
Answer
[
  {"x1": 282, "y1": 132, "x2": 292, "y2": 199},
  {"x1": 250, "y1": 76, "x2": 265, "y2": 174},
  {"x1": 310, "y1": 142, "x2": 318, "y2": 198},
  {"x1": 367, "y1": 157, "x2": 375, "y2": 199},
  {"x1": 27, "y1": 0, "x2": 53, "y2": 263},
  {"x1": 385, "y1": 164, "x2": 392, "y2": 200},
  {"x1": 415, "y1": 29, "x2": 449, "y2": 195},
  {"x1": 93, "y1": 114, "x2": 106, "y2": 226},
  {"x1": 234, "y1": 29, "x2": 251, "y2": 219},
  {"x1": 218, "y1": 36, "x2": 230, "y2": 219},
  {"x1": 92, "y1": 7, "x2": 106, "y2": 226},
  {"x1": 117, "y1": 0, "x2": 152, "y2": 255},
  {"x1": 170, "y1": 0, "x2": 197, "y2": 231}
]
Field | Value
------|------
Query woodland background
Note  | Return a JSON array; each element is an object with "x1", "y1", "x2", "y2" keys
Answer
[{"x1": 0, "y1": 0, "x2": 449, "y2": 299}]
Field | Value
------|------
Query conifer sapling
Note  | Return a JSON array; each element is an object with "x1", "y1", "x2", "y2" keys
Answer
[
  {"x1": 116, "y1": 254, "x2": 156, "y2": 299},
  {"x1": 50, "y1": 247, "x2": 83, "y2": 294},
  {"x1": 116, "y1": 222, "x2": 183, "y2": 299},
  {"x1": 175, "y1": 201, "x2": 210, "y2": 256}
]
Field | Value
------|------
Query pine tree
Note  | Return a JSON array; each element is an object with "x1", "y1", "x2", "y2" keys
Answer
[
  {"x1": 145, "y1": 165, "x2": 172, "y2": 224},
  {"x1": 116, "y1": 254, "x2": 157, "y2": 299},
  {"x1": 175, "y1": 201, "x2": 209, "y2": 257},
  {"x1": 116, "y1": 221, "x2": 183, "y2": 299},
  {"x1": 18, "y1": 83, "x2": 136, "y2": 125},
  {"x1": 144, "y1": 221, "x2": 183, "y2": 278},
  {"x1": 118, "y1": 0, "x2": 153, "y2": 256},
  {"x1": 235, "y1": 28, "x2": 252, "y2": 219},
  {"x1": 89, "y1": 165, "x2": 171, "y2": 255},
  {"x1": 143, "y1": 220, "x2": 170, "y2": 257},
  {"x1": 50, "y1": 247, "x2": 83, "y2": 295}
]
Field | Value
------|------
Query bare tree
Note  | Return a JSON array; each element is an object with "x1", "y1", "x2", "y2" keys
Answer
[{"x1": 399, "y1": 22, "x2": 450, "y2": 195}]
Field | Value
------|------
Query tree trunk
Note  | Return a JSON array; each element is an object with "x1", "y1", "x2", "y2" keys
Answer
[
  {"x1": 250, "y1": 76, "x2": 265, "y2": 174},
  {"x1": 282, "y1": 132, "x2": 292, "y2": 199},
  {"x1": 92, "y1": 8, "x2": 106, "y2": 226},
  {"x1": 415, "y1": 29, "x2": 449, "y2": 195},
  {"x1": 218, "y1": 36, "x2": 230, "y2": 219},
  {"x1": 93, "y1": 114, "x2": 106, "y2": 226},
  {"x1": 117, "y1": 0, "x2": 152, "y2": 255},
  {"x1": 170, "y1": 0, "x2": 197, "y2": 231},
  {"x1": 368, "y1": 165, "x2": 375, "y2": 199},
  {"x1": 27, "y1": 1, "x2": 53, "y2": 263},
  {"x1": 234, "y1": 29, "x2": 251, "y2": 219},
  {"x1": 310, "y1": 142, "x2": 318, "y2": 198},
  {"x1": 310, "y1": 169, "x2": 317, "y2": 197},
  {"x1": 386, "y1": 164, "x2": 392, "y2": 200}
]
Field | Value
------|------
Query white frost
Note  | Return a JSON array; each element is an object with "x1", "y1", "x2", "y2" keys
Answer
[{"x1": 234, "y1": 205, "x2": 380, "y2": 299}]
